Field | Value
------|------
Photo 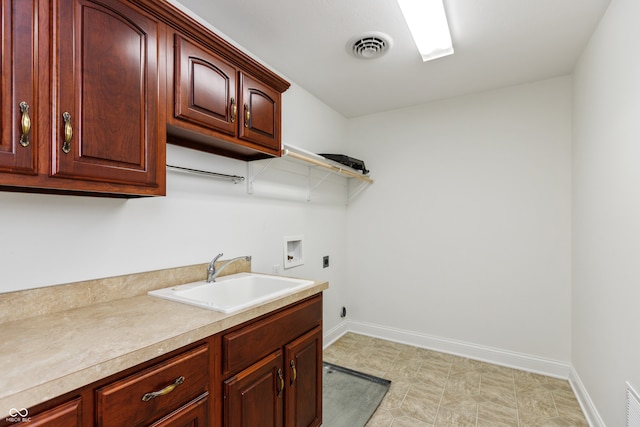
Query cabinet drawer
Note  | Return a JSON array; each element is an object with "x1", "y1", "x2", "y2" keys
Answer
[
  {"x1": 22, "y1": 397, "x2": 82, "y2": 426},
  {"x1": 222, "y1": 295, "x2": 322, "y2": 376},
  {"x1": 96, "y1": 344, "x2": 209, "y2": 427}
]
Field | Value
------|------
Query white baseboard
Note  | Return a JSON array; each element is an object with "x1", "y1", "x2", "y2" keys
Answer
[
  {"x1": 322, "y1": 320, "x2": 349, "y2": 349},
  {"x1": 323, "y1": 320, "x2": 604, "y2": 426},
  {"x1": 569, "y1": 366, "x2": 605, "y2": 427},
  {"x1": 340, "y1": 320, "x2": 571, "y2": 379}
]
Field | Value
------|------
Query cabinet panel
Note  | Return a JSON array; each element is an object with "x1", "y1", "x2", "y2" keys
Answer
[
  {"x1": 149, "y1": 393, "x2": 209, "y2": 427},
  {"x1": 23, "y1": 397, "x2": 82, "y2": 427},
  {"x1": 222, "y1": 296, "x2": 322, "y2": 376},
  {"x1": 96, "y1": 344, "x2": 209, "y2": 427},
  {"x1": 224, "y1": 350, "x2": 283, "y2": 427},
  {"x1": 0, "y1": 0, "x2": 37, "y2": 175},
  {"x1": 285, "y1": 327, "x2": 322, "y2": 427},
  {"x1": 51, "y1": 0, "x2": 163, "y2": 190},
  {"x1": 174, "y1": 34, "x2": 237, "y2": 136},
  {"x1": 239, "y1": 73, "x2": 281, "y2": 153}
]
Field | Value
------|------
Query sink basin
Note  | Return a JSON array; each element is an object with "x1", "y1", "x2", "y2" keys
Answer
[{"x1": 148, "y1": 272, "x2": 314, "y2": 313}]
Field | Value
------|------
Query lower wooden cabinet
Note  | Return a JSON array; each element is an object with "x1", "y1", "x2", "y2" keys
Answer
[
  {"x1": 285, "y1": 327, "x2": 322, "y2": 427},
  {"x1": 221, "y1": 295, "x2": 323, "y2": 427},
  {"x1": 3, "y1": 294, "x2": 323, "y2": 427},
  {"x1": 224, "y1": 350, "x2": 284, "y2": 427},
  {"x1": 224, "y1": 326, "x2": 322, "y2": 427}
]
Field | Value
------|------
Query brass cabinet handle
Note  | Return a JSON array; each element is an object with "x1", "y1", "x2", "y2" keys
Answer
[
  {"x1": 230, "y1": 97, "x2": 237, "y2": 123},
  {"x1": 19, "y1": 102, "x2": 31, "y2": 147},
  {"x1": 141, "y1": 376, "x2": 185, "y2": 402},
  {"x1": 290, "y1": 360, "x2": 297, "y2": 387},
  {"x1": 277, "y1": 368, "x2": 284, "y2": 398},
  {"x1": 244, "y1": 103, "x2": 250, "y2": 128},
  {"x1": 62, "y1": 112, "x2": 72, "y2": 154}
]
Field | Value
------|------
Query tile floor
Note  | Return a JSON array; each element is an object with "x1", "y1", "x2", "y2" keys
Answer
[{"x1": 322, "y1": 333, "x2": 588, "y2": 427}]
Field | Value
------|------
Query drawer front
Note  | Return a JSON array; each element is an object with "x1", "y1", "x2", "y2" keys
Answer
[
  {"x1": 223, "y1": 295, "x2": 322, "y2": 376},
  {"x1": 96, "y1": 344, "x2": 209, "y2": 427}
]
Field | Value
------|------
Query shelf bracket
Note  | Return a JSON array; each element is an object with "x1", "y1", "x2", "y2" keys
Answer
[
  {"x1": 347, "y1": 180, "x2": 370, "y2": 205},
  {"x1": 247, "y1": 158, "x2": 275, "y2": 194},
  {"x1": 307, "y1": 168, "x2": 333, "y2": 201}
]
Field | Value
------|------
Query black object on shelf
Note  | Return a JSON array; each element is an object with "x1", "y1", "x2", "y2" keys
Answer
[{"x1": 318, "y1": 154, "x2": 369, "y2": 175}]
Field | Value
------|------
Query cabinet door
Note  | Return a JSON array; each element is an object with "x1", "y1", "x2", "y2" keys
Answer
[
  {"x1": 51, "y1": 0, "x2": 163, "y2": 192},
  {"x1": 285, "y1": 327, "x2": 322, "y2": 427},
  {"x1": 149, "y1": 394, "x2": 208, "y2": 427},
  {"x1": 25, "y1": 398, "x2": 82, "y2": 426},
  {"x1": 0, "y1": 0, "x2": 37, "y2": 175},
  {"x1": 238, "y1": 73, "x2": 281, "y2": 153},
  {"x1": 224, "y1": 350, "x2": 284, "y2": 427},
  {"x1": 174, "y1": 34, "x2": 237, "y2": 136}
]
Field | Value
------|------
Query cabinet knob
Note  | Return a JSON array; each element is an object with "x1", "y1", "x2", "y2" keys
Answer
[
  {"x1": 244, "y1": 103, "x2": 250, "y2": 128},
  {"x1": 19, "y1": 102, "x2": 31, "y2": 148},
  {"x1": 62, "y1": 112, "x2": 73, "y2": 154}
]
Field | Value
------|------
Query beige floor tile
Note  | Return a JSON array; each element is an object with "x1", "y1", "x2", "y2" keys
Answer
[
  {"x1": 327, "y1": 333, "x2": 588, "y2": 427},
  {"x1": 379, "y1": 381, "x2": 412, "y2": 411},
  {"x1": 389, "y1": 416, "x2": 433, "y2": 427},
  {"x1": 434, "y1": 397, "x2": 478, "y2": 426},
  {"x1": 477, "y1": 400, "x2": 519, "y2": 426},
  {"x1": 366, "y1": 408, "x2": 394, "y2": 427},
  {"x1": 401, "y1": 393, "x2": 440, "y2": 424}
]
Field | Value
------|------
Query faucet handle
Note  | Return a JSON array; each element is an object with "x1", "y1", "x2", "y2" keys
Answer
[{"x1": 208, "y1": 253, "x2": 223, "y2": 272}]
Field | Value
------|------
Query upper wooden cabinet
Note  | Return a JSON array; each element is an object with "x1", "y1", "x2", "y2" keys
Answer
[
  {"x1": 0, "y1": 0, "x2": 166, "y2": 196},
  {"x1": 239, "y1": 73, "x2": 281, "y2": 151},
  {"x1": 172, "y1": 34, "x2": 238, "y2": 137},
  {"x1": 0, "y1": 0, "x2": 38, "y2": 176},
  {"x1": 50, "y1": 0, "x2": 165, "y2": 192},
  {"x1": 0, "y1": 0, "x2": 289, "y2": 196},
  {"x1": 166, "y1": 27, "x2": 288, "y2": 160}
]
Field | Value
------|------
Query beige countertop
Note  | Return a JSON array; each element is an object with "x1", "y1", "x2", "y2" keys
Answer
[{"x1": 0, "y1": 264, "x2": 327, "y2": 414}]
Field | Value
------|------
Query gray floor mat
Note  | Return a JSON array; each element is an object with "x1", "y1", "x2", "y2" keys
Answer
[{"x1": 322, "y1": 362, "x2": 391, "y2": 427}]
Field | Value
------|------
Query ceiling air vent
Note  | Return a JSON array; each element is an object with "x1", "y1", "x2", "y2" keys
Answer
[{"x1": 347, "y1": 32, "x2": 392, "y2": 60}]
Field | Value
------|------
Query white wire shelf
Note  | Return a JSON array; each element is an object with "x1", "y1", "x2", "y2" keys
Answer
[{"x1": 247, "y1": 144, "x2": 373, "y2": 203}]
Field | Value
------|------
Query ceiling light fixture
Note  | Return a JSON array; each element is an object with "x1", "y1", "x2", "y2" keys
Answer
[{"x1": 396, "y1": 0, "x2": 454, "y2": 62}]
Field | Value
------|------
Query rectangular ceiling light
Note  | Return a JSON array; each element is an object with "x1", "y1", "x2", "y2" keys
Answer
[{"x1": 397, "y1": 0, "x2": 454, "y2": 62}]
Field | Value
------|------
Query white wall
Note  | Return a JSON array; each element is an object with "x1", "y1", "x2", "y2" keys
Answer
[
  {"x1": 345, "y1": 77, "x2": 573, "y2": 367},
  {"x1": 0, "y1": 83, "x2": 351, "y2": 334},
  {"x1": 572, "y1": 0, "x2": 640, "y2": 425}
]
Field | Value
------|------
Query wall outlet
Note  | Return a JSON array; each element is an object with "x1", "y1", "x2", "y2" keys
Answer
[
  {"x1": 323, "y1": 256, "x2": 329, "y2": 268},
  {"x1": 272, "y1": 264, "x2": 281, "y2": 274}
]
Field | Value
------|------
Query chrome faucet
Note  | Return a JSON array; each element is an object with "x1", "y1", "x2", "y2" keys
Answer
[{"x1": 207, "y1": 253, "x2": 252, "y2": 282}]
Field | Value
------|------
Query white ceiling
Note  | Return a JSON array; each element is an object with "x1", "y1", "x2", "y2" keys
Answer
[{"x1": 175, "y1": 0, "x2": 612, "y2": 118}]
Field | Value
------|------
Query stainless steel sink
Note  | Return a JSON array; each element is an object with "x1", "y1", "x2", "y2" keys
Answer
[{"x1": 148, "y1": 272, "x2": 314, "y2": 313}]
